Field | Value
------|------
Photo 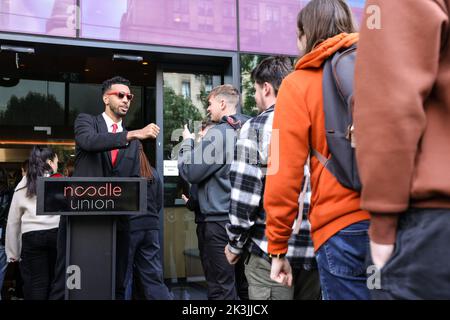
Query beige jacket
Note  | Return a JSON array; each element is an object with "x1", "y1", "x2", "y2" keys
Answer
[{"x1": 5, "y1": 176, "x2": 60, "y2": 260}]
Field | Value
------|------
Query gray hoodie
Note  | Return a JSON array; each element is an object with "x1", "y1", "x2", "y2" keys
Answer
[{"x1": 178, "y1": 113, "x2": 250, "y2": 222}]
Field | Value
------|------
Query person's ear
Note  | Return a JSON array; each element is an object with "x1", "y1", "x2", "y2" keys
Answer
[
  {"x1": 220, "y1": 99, "x2": 227, "y2": 110},
  {"x1": 103, "y1": 94, "x2": 109, "y2": 105},
  {"x1": 263, "y1": 82, "x2": 269, "y2": 96},
  {"x1": 263, "y1": 82, "x2": 273, "y2": 97}
]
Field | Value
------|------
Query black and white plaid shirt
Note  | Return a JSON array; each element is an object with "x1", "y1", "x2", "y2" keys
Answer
[{"x1": 226, "y1": 105, "x2": 316, "y2": 269}]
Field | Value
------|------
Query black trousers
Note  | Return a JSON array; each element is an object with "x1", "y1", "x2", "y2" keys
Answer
[
  {"x1": 20, "y1": 228, "x2": 58, "y2": 300},
  {"x1": 369, "y1": 208, "x2": 450, "y2": 300},
  {"x1": 124, "y1": 229, "x2": 172, "y2": 300},
  {"x1": 292, "y1": 266, "x2": 322, "y2": 300},
  {"x1": 196, "y1": 221, "x2": 239, "y2": 300}
]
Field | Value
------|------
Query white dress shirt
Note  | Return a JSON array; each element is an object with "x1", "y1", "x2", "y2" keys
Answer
[{"x1": 102, "y1": 112, "x2": 123, "y2": 133}]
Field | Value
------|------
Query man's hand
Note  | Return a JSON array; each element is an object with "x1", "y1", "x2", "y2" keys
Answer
[
  {"x1": 270, "y1": 257, "x2": 292, "y2": 287},
  {"x1": 183, "y1": 124, "x2": 195, "y2": 141},
  {"x1": 181, "y1": 194, "x2": 189, "y2": 204},
  {"x1": 140, "y1": 123, "x2": 160, "y2": 139},
  {"x1": 370, "y1": 240, "x2": 394, "y2": 269},
  {"x1": 224, "y1": 244, "x2": 240, "y2": 265},
  {"x1": 127, "y1": 123, "x2": 160, "y2": 141}
]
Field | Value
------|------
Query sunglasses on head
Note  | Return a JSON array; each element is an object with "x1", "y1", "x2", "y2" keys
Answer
[{"x1": 106, "y1": 91, "x2": 134, "y2": 101}]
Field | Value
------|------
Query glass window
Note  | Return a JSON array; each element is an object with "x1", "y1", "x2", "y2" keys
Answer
[
  {"x1": 223, "y1": 1, "x2": 235, "y2": 18},
  {"x1": 174, "y1": 0, "x2": 189, "y2": 13},
  {"x1": 245, "y1": 4, "x2": 258, "y2": 21},
  {"x1": 204, "y1": 75, "x2": 213, "y2": 92},
  {"x1": 181, "y1": 81, "x2": 191, "y2": 99},
  {"x1": 162, "y1": 72, "x2": 221, "y2": 297},
  {"x1": 198, "y1": 22, "x2": 214, "y2": 32},
  {"x1": 266, "y1": 6, "x2": 280, "y2": 22},
  {"x1": 0, "y1": 0, "x2": 77, "y2": 37},
  {"x1": 0, "y1": 79, "x2": 65, "y2": 126},
  {"x1": 81, "y1": 0, "x2": 237, "y2": 51},
  {"x1": 198, "y1": 0, "x2": 213, "y2": 16}
]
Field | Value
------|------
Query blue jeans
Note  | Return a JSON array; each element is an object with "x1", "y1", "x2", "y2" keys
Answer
[
  {"x1": 315, "y1": 220, "x2": 370, "y2": 300},
  {"x1": 0, "y1": 244, "x2": 7, "y2": 300}
]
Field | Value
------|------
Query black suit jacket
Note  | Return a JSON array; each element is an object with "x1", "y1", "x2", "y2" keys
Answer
[{"x1": 73, "y1": 113, "x2": 140, "y2": 178}]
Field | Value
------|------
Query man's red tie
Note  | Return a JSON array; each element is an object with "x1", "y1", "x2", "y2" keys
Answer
[{"x1": 111, "y1": 123, "x2": 118, "y2": 166}]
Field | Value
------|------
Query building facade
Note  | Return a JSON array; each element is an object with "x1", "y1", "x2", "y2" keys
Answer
[{"x1": 0, "y1": 0, "x2": 365, "y2": 299}]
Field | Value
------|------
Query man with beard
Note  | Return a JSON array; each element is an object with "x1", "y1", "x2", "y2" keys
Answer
[{"x1": 50, "y1": 76, "x2": 160, "y2": 299}]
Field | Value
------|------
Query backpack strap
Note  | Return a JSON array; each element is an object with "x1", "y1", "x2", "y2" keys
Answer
[
  {"x1": 332, "y1": 44, "x2": 357, "y2": 107},
  {"x1": 311, "y1": 148, "x2": 329, "y2": 168}
]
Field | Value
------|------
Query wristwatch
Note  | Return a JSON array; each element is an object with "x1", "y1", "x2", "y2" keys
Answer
[{"x1": 268, "y1": 253, "x2": 286, "y2": 259}]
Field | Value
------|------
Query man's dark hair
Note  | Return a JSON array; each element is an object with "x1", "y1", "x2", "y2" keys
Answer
[
  {"x1": 101, "y1": 76, "x2": 131, "y2": 95},
  {"x1": 251, "y1": 56, "x2": 293, "y2": 97}
]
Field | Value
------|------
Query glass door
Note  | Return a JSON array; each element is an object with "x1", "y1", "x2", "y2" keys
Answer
[{"x1": 161, "y1": 71, "x2": 221, "y2": 299}]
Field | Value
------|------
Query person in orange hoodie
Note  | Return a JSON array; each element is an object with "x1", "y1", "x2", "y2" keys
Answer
[{"x1": 264, "y1": 0, "x2": 370, "y2": 300}]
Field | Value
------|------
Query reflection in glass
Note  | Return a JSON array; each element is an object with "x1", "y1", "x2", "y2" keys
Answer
[
  {"x1": 0, "y1": 79, "x2": 65, "y2": 126},
  {"x1": 240, "y1": 54, "x2": 266, "y2": 117},
  {"x1": 80, "y1": 0, "x2": 237, "y2": 51},
  {"x1": 239, "y1": 0, "x2": 366, "y2": 55},
  {"x1": 0, "y1": 0, "x2": 77, "y2": 37}
]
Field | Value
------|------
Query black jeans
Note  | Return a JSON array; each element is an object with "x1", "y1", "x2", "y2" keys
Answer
[
  {"x1": 369, "y1": 208, "x2": 450, "y2": 300},
  {"x1": 124, "y1": 229, "x2": 172, "y2": 300},
  {"x1": 20, "y1": 228, "x2": 58, "y2": 300},
  {"x1": 196, "y1": 221, "x2": 238, "y2": 300}
]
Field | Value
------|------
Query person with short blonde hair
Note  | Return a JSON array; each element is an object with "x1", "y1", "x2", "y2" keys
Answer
[{"x1": 178, "y1": 84, "x2": 250, "y2": 300}]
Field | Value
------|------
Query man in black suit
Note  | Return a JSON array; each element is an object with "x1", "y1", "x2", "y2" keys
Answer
[{"x1": 50, "y1": 76, "x2": 159, "y2": 300}]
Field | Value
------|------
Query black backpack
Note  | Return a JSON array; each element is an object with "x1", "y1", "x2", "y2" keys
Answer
[{"x1": 311, "y1": 44, "x2": 361, "y2": 191}]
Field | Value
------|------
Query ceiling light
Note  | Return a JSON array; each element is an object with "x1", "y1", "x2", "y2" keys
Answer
[
  {"x1": 112, "y1": 54, "x2": 143, "y2": 62},
  {"x1": 0, "y1": 45, "x2": 35, "y2": 54}
]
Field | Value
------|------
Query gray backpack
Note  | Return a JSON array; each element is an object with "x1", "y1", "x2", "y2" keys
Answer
[{"x1": 312, "y1": 44, "x2": 361, "y2": 191}]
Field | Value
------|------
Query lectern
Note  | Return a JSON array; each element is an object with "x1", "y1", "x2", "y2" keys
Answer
[{"x1": 37, "y1": 177, "x2": 146, "y2": 300}]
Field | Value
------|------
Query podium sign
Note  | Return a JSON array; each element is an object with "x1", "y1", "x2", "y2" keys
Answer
[
  {"x1": 37, "y1": 177, "x2": 147, "y2": 216},
  {"x1": 36, "y1": 177, "x2": 147, "y2": 300}
]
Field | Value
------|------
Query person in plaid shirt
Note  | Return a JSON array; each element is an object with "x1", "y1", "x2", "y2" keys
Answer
[{"x1": 224, "y1": 56, "x2": 320, "y2": 300}]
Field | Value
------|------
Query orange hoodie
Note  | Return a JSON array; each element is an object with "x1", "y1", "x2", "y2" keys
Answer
[{"x1": 265, "y1": 33, "x2": 370, "y2": 254}]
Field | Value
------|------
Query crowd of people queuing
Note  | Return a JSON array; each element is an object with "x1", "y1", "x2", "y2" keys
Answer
[{"x1": 1, "y1": 0, "x2": 450, "y2": 300}]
